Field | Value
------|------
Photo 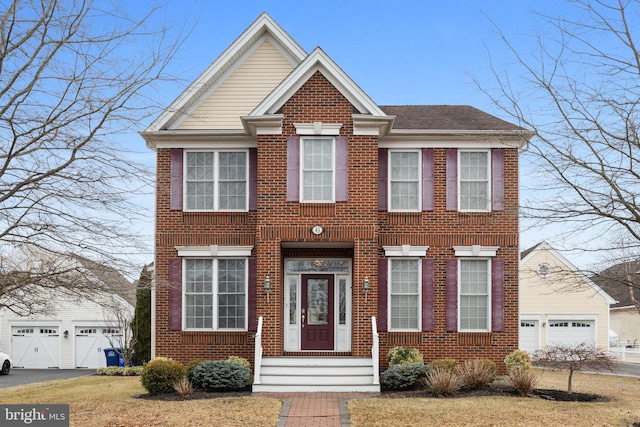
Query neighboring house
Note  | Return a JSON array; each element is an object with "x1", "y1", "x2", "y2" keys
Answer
[
  {"x1": 0, "y1": 257, "x2": 135, "y2": 369},
  {"x1": 519, "y1": 242, "x2": 615, "y2": 354},
  {"x1": 141, "y1": 13, "x2": 532, "y2": 391},
  {"x1": 591, "y1": 261, "x2": 640, "y2": 348}
]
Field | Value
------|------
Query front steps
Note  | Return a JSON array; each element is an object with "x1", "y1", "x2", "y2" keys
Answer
[{"x1": 252, "y1": 356, "x2": 380, "y2": 392}]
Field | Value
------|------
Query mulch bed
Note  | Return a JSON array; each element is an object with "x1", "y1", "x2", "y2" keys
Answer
[{"x1": 135, "y1": 383, "x2": 608, "y2": 403}]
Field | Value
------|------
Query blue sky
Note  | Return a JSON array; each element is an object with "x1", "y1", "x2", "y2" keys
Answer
[{"x1": 124, "y1": 0, "x2": 598, "y2": 268}]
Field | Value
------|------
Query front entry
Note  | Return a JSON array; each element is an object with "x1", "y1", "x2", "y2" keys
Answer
[{"x1": 301, "y1": 275, "x2": 334, "y2": 350}]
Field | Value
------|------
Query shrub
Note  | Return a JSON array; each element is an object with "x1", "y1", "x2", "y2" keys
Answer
[
  {"x1": 458, "y1": 359, "x2": 496, "y2": 390},
  {"x1": 227, "y1": 355, "x2": 251, "y2": 371},
  {"x1": 140, "y1": 357, "x2": 185, "y2": 396},
  {"x1": 173, "y1": 377, "x2": 194, "y2": 397},
  {"x1": 428, "y1": 358, "x2": 458, "y2": 374},
  {"x1": 185, "y1": 359, "x2": 208, "y2": 382},
  {"x1": 504, "y1": 350, "x2": 531, "y2": 371},
  {"x1": 192, "y1": 360, "x2": 251, "y2": 391},
  {"x1": 508, "y1": 367, "x2": 539, "y2": 396},
  {"x1": 387, "y1": 347, "x2": 424, "y2": 365},
  {"x1": 96, "y1": 366, "x2": 143, "y2": 376},
  {"x1": 422, "y1": 367, "x2": 459, "y2": 396},
  {"x1": 381, "y1": 363, "x2": 430, "y2": 390}
]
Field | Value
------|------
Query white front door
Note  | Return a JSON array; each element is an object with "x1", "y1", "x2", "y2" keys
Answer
[
  {"x1": 75, "y1": 327, "x2": 122, "y2": 368},
  {"x1": 12, "y1": 327, "x2": 60, "y2": 368}
]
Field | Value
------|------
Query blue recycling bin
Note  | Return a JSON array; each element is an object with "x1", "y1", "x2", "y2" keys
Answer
[{"x1": 103, "y1": 348, "x2": 122, "y2": 367}]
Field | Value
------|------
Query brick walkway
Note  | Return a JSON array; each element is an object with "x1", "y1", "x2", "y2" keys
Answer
[{"x1": 257, "y1": 392, "x2": 379, "y2": 427}]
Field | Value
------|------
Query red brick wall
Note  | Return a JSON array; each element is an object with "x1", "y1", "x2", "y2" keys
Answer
[{"x1": 153, "y1": 71, "x2": 520, "y2": 374}]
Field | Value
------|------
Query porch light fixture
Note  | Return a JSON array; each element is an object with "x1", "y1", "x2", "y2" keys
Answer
[
  {"x1": 363, "y1": 277, "x2": 370, "y2": 302},
  {"x1": 264, "y1": 275, "x2": 271, "y2": 303},
  {"x1": 64, "y1": 330, "x2": 69, "y2": 339}
]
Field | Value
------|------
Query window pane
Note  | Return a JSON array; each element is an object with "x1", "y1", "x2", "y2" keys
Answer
[
  {"x1": 459, "y1": 151, "x2": 489, "y2": 211},
  {"x1": 218, "y1": 259, "x2": 246, "y2": 329},
  {"x1": 390, "y1": 259, "x2": 419, "y2": 330},
  {"x1": 218, "y1": 152, "x2": 247, "y2": 210},
  {"x1": 185, "y1": 259, "x2": 213, "y2": 293},
  {"x1": 302, "y1": 138, "x2": 333, "y2": 201},
  {"x1": 186, "y1": 182, "x2": 214, "y2": 210},
  {"x1": 186, "y1": 294, "x2": 213, "y2": 329},
  {"x1": 186, "y1": 152, "x2": 214, "y2": 180},
  {"x1": 459, "y1": 259, "x2": 489, "y2": 330},
  {"x1": 390, "y1": 152, "x2": 420, "y2": 211}
]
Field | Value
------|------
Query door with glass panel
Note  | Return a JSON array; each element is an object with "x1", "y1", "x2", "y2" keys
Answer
[{"x1": 301, "y1": 275, "x2": 334, "y2": 350}]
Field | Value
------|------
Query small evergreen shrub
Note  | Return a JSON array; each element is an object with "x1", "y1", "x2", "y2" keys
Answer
[
  {"x1": 428, "y1": 358, "x2": 458, "y2": 374},
  {"x1": 387, "y1": 347, "x2": 424, "y2": 365},
  {"x1": 381, "y1": 363, "x2": 430, "y2": 390},
  {"x1": 423, "y1": 367, "x2": 459, "y2": 396},
  {"x1": 504, "y1": 350, "x2": 532, "y2": 371},
  {"x1": 192, "y1": 360, "x2": 251, "y2": 391},
  {"x1": 458, "y1": 359, "x2": 496, "y2": 390},
  {"x1": 227, "y1": 355, "x2": 251, "y2": 371},
  {"x1": 508, "y1": 366, "x2": 539, "y2": 396},
  {"x1": 140, "y1": 357, "x2": 185, "y2": 396},
  {"x1": 185, "y1": 359, "x2": 208, "y2": 382}
]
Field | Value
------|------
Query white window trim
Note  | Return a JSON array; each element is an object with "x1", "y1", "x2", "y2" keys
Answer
[
  {"x1": 453, "y1": 245, "x2": 499, "y2": 257},
  {"x1": 300, "y1": 136, "x2": 335, "y2": 203},
  {"x1": 182, "y1": 257, "x2": 248, "y2": 331},
  {"x1": 176, "y1": 245, "x2": 253, "y2": 257},
  {"x1": 458, "y1": 149, "x2": 491, "y2": 212},
  {"x1": 383, "y1": 245, "x2": 429, "y2": 257},
  {"x1": 458, "y1": 258, "x2": 492, "y2": 332},
  {"x1": 388, "y1": 149, "x2": 422, "y2": 212},
  {"x1": 183, "y1": 150, "x2": 249, "y2": 212},
  {"x1": 294, "y1": 122, "x2": 342, "y2": 135},
  {"x1": 388, "y1": 258, "x2": 422, "y2": 332}
]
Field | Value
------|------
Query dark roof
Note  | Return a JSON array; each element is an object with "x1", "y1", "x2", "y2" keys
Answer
[
  {"x1": 380, "y1": 105, "x2": 525, "y2": 131},
  {"x1": 591, "y1": 260, "x2": 640, "y2": 309},
  {"x1": 520, "y1": 242, "x2": 544, "y2": 260},
  {"x1": 76, "y1": 257, "x2": 136, "y2": 306}
]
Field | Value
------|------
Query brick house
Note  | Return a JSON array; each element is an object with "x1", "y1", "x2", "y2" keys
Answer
[{"x1": 140, "y1": 13, "x2": 533, "y2": 392}]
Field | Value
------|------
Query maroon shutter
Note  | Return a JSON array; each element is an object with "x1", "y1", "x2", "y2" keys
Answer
[
  {"x1": 422, "y1": 258, "x2": 435, "y2": 332},
  {"x1": 286, "y1": 136, "x2": 300, "y2": 201},
  {"x1": 446, "y1": 148, "x2": 458, "y2": 211},
  {"x1": 336, "y1": 136, "x2": 349, "y2": 201},
  {"x1": 422, "y1": 149, "x2": 434, "y2": 211},
  {"x1": 170, "y1": 149, "x2": 183, "y2": 210},
  {"x1": 377, "y1": 258, "x2": 388, "y2": 332},
  {"x1": 248, "y1": 258, "x2": 257, "y2": 331},
  {"x1": 492, "y1": 149, "x2": 505, "y2": 211},
  {"x1": 168, "y1": 258, "x2": 182, "y2": 331},
  {"x1": 445, "y1": 258, "x2": 458, "y2": 332},
  {"x1": 378, "y1": 149, "x2": 388, "y2": 211},
  {"x1": 492, "y1": 258, "x2": 505, "y2": 332},
  {"x1": 249, "y1": 148, "x2": 257, "y2": 211}
]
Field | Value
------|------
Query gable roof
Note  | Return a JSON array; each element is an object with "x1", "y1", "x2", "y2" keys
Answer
[
  {"x1": 75, "y1": 257, "x2": 136, "y2": 306},
  {"x1": 520, "y1": 241, "x2": 616, "y2": 304},
  {"x1": 146, "y1": 12, "x2": 307, "y2": 132},
  {"x1": 591, "y1": 260, "x2": 640, "y2": 309}
]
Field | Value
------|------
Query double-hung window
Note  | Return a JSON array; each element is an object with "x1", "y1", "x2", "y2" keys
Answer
[
  {"x1": 459, "y1": 259, "x2": 490, "y2": 331},
  {"x1": 459, "y1": 151, "x2": 490, "y2": 211},
  {"x1": 184, "y1": 258, "x2": 247, "y2": 330},
  {"x1": 185, "y1": 151, "x2": 247, "y2": 211},
  {"x1": 389, "y1": 258, "x2": 421, "y2": 330},
  {"x1": 301, "y1": 137, "x2": 334, "y2": 202},
  {"x1": 389, "y1": 151, "x2": 420, "y2": 211}
]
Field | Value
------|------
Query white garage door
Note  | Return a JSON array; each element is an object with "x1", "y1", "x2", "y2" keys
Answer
[
  {"x1": 75, "y1": 327, "x2": 122, "y2": 368},
  {"x1": 548, "y1": 320, "x2": 595, "y2": 347},
  {"x1": 519, "y1": 320, "x2": 540, "y2": 354},
  {"x1": 12, "y1": 327, "x2": 60, "y2": 369}
]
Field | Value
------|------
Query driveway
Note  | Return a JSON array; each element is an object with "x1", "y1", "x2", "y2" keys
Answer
[{"x1": 0, "y1": 369, "x2": 96, "y2": 389}]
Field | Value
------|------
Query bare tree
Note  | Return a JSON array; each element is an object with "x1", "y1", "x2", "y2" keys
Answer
[
  {"x1": 0, "y1": 0, "x2": 183, "y2": 309},
  {"x1": 533, "y1": 344, "x2": 614, "y2": 393},
  {"x1": 478, "y1": 0, "x2": 640, "y2": 267}
]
